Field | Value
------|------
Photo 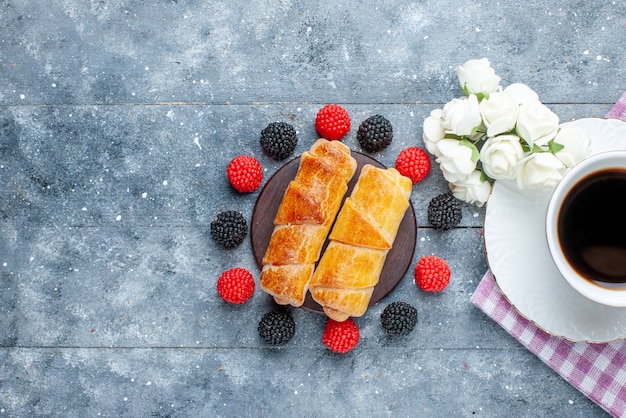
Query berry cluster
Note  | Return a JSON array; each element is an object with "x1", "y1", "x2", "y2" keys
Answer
[
  {"x1": 260, "y1": 121, "x2": 298, "y2": 160},
  {"x1": 210, "y1": 211, "x2": 247, "y2": 249},
  {"x1": 428, "y1": 193, "x2": 462, "y2": 230},
  {"x1": 395, "y1": 147, "x2": 430, "y2": 184},
  {"x1": 258, "y1": 310, "x2": 296, "y2": 345},
  {"x1": 217, "y1": 267, "x2": 255, "y2": 304},
  {"x1": 315, "y1": 104, "x2": 351, "y2": 141},
  {"x1": 415, "y1": 255, "x2": 451, "y2": 292},
  {"x1": 380, "y1": 301, "x2": 418, "y2": 336},
  {"x1": 322, "y1": 319, "x2": 360, "y2": 354},
  {"x1": 357, "y1": 115, "x2": 393, "y2": 153},
  {"x1": 227, "y1": 155, "x2": 263, "y2": 193}
]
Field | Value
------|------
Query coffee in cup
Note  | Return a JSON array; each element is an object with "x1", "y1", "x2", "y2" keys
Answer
[{"x1": 546, "y1": 150, "x2": 626, "y2": 306}]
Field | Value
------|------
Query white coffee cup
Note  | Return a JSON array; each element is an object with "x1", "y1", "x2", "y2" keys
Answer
[{"x1": 546, "y1": 150, "x2": 626, "y2": 307}]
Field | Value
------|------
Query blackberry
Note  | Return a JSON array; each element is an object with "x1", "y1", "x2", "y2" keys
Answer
[
  {"x1": 357, "y1": 115, "x2": 393, "y2": 153},
  {"x1": 260, "y1": 122, "x2": 298, "y2": 160},
  {"x1": 427, "y1": 193, "x2": 462, "y2": 231},
  {"x1": 380, "y1": 301, "x2": 418, "y2": 336},
  {"x1": 210, "y1": 210, "x2": 247, "y2": 249},
  {"x1": 258, "y1": 310, "x2": 296, "y2": 345}
]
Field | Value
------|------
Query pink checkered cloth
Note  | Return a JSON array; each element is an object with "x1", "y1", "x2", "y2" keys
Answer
[
  {"x1": 607, "y1": 91, "x2": 626, "y2": 119},
  {"x1": 471, "y1": 91, "x2": 626, "y2": 418}
]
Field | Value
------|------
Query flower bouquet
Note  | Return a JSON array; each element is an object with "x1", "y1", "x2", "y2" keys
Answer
[{"x1": 423, "y1": 58, "x2": 591, "y2": 207}]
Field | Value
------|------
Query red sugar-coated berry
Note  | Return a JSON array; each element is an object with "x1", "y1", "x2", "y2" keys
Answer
[
  {"x1": 414, "y1": 256, "x2": 451, "y2": 292},
  {"x1": 315, "y1": 104, "x2": 351, "y2": 141},
  {"x1": 395, "y1": 147, "x2": 431, "y2": 184},
  {"x1": 216, "y1": 267, "x2": 255, "y2": 304},
  {"x1": 227, "y1": 155, "x2": 263, "y2": 193},
  {"x1": 322, "y1": 318, "x2": 360, "y2": 354}
]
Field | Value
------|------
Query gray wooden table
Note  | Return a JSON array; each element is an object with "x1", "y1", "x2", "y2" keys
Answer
[{"x1": 1, "y1": 1, "x2": 624, "y2": 416}]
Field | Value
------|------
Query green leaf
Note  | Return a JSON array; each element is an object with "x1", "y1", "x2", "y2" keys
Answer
[
  {"x1": 459, "y1": 139, "x2": 481, "y2": 162},
  {"x1": 548, "y1": 139, "x2": 565, "y2": 154},
  {"x1": 479, "y1": 170, "x2": 491, "y2": 183},
  {"x1": 444, "y1": 133, "x2": 463, "y2": 140},
  {"x1": 469, "y1": 124, "x2": 487, "y2": 139},
  {"x1": 532, "y1": 143, "x2": 545, "y2": 153}
]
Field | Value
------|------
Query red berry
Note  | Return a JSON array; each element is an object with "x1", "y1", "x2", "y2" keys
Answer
[
  {"x1": 414, "y1": 256, "x2": 451, "y2": 292},
  {"x1": 216, "y1": 267, "x2": 255, "y2": 304},
  {"x1": 227, "y1": 155, "x2": 263, "y2": 193},
  {"x1": 322, "y1": 318, "x2": 360, "y2": 353},
  {"x1": 395, "y1": 147, "x2": 431, "y2": 184},
  {"x1": 315, "y1": 104, "x2": 351, "y2": 141}
]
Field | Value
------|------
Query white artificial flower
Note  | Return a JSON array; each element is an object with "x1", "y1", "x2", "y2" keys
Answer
[
  {"x1": 479, "y1": 90, "x2": 519, "y2": 137},
  {"x1": 503, "y1": 83, "x2": 540, "y2": 107},
  {"x1": 515, "y1": 152, "x2": 565, "y2": 189},
  {"x1": 553, "y1": 126, "x2": 591, "y2": 168},
  {"x1": 435, "y1": 138, "x2": 477, "y2": 183},
  {"x1": 427, "y1": 60, "x2": 579, "y2": 206},
  {"x1": 479, "y1": 134, "x2": 526, "y2": 180},
  {"x1": 515, "y1": 102, "x2": 559, "y2": 148},
  {"x1": 449, "y1": 170, "x2": 492, "y2": 207},
  {"x1": 456, "y1": 58, "x2": 501, "y2": 97},
  {"x1": 441, "y1": 94, "x2": 482, "y2": 137},
  {"x1": 423, "y1": 108, "x2": 446, "y2": 157}
]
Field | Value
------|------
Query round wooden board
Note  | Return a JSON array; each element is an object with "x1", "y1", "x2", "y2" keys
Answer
[{"x1": 250, "y1": 151, "x2": 417, "y2": 314}]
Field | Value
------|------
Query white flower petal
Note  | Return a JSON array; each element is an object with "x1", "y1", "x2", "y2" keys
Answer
[
  {"x1": 423, "y1": 108, "x2": 445, "y2": 156},
  {"x1": 503, "y1": 83, "x2": 540, "y2": 107},
  {"x1": 449, "y1": 170, "x2": 492, "y2": 207},
  {"x1": 515, "y1": 152, "x2": 565, "y2": 189},
  {"x1": 480, "y1": 134, "x2": 525, "y2": 180},
  {"x1": 457, "y1": 58, "x2": 501, "y2": 96},
  {"x1": 554, "y1": 126, "x2": 591, "y2": 168},
  {"x1": 515, "y1": 103, "x2": 559, "y2": 147}
]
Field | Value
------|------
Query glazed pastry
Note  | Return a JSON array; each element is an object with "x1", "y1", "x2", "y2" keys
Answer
[
  {"x1": 260, "y1": 138, "x2": 357, "y2": 307},
  {"x1": 309, "y1": 164, "x2": 412, "y2": 321}
]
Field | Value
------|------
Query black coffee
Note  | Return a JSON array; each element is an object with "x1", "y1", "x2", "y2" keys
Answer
[{"x1": 558, "y1": 168, "x2": 626, "y2": 284}]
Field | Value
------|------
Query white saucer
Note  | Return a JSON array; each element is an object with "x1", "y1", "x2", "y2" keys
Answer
[{"x1": 484, "y1": 117, "x2": 626, "y2": 343}]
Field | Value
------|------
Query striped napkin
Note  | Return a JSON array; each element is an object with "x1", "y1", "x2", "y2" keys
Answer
[{"x1": 471, "y1": 90, "x2": 626, "y2": 418}]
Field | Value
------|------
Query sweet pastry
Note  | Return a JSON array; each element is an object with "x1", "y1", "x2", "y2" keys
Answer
[
  {"x1": 260, "y1": 138, "x2": 357, "y2": 307},
  {"x1": 309, "y1": 164, "x2": 412, "y2": 321}
]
